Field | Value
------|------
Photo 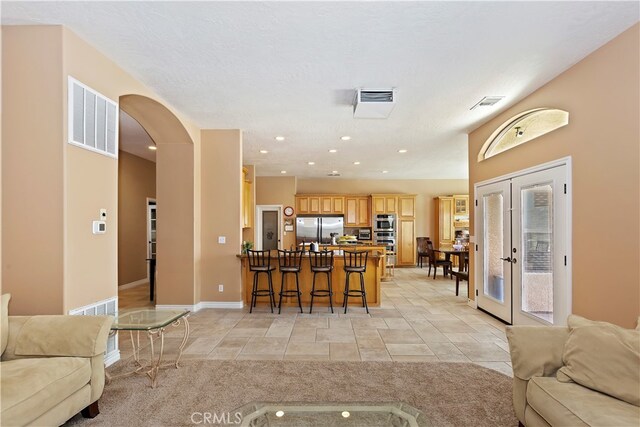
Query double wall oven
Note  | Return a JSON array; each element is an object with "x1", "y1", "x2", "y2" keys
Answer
[{"x1": 373, "y1": 214, "x2": 396, "y2": 253}]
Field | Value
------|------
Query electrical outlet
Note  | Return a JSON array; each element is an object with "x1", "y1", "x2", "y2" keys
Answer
[
  {"x1": 218, "y1": 236, "x2": 226, "y2": 244},
  {"x1": 218, "y1": 284, "x2": 224, "y2": 292}
]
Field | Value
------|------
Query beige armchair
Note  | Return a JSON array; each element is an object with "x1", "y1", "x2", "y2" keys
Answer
[{"x1": 1, "y1": 294, "x2": 114, "y2": 426}]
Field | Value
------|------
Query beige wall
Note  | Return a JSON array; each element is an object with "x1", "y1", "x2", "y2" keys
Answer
[
  {"x1": 118, "y1": 151, "x2": 156, "y2": 286},
  {"x1": 468, "y1": 24, "x2": 639, "y2": 328},
  {"x1": 2, "y1": 26, "x2": 64, "y2": 314},
  {"x1": 200, "y1": 130, "x2": 243, "y2": 303},
  {"x1": 296, "y1": 179, "x2": 468, "y2": 239},
  {"x1": 2, "y1": 25, "x2": 202, "y2": 313},
  {"x1": 256, "y1": 176, "x2": 298, "y2": 249}
]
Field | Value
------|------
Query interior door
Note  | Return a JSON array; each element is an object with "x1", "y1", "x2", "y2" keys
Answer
[
  {"x1": 512, "y1": 166, "x2": 569, "y2": 325},
  {"x1": 262, "y1": 211, "x2": 279, "y2": 250},
  {"x1": 476, "y1": 180, "x2": 512, "y2": 323}
]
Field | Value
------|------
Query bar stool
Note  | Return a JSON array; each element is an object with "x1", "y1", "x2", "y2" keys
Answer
[
  {"x1": 247, "y1": 249, "x2": 276, "y2": 314},
  {"x1": 309, "y1": 250, "x2": 335, "y2": 314},
  {"x1": 277, "y1": 249, "x2": 304, "y2": 314},
  {"x1": 343, "y1": 250, "x2": 369, "y2": 314}
]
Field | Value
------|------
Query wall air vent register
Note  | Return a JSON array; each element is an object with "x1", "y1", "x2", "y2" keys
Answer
[{"x1": 68, "y1": 76, "x2": 118, "y2": 158}]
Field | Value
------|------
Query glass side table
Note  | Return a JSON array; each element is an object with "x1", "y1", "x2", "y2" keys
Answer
[{"x1": 107, "y1": 309, "x2": 190, "y2": 388}]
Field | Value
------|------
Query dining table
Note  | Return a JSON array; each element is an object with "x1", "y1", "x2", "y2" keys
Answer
[{"x1": 433, "y1": 247, "x2": 469, "y2": 278}]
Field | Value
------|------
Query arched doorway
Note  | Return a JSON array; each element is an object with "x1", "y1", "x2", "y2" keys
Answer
[{"x1": 118, "y1": 95, "x2": 196, "y2": 308}]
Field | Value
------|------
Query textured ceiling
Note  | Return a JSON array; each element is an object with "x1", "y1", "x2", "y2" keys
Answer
[{"x1": 2, "y1": 2, "x2": 638, "y2": 178}]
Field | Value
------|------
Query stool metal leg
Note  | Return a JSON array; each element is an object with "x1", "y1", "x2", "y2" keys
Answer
[
  {"x1": 249, "y1": 272, "x2": 257, "y2": 313},
  {"x1": 267, "y1": 272, "x2": 274, "y2": 313},
  {"x1": 278, "y1": 272, "x2": 286, "y2": 314},
  {"x1": 309, "y1": 272, "x2": 316, "y2": 314},
  {"x1": 295, "y1": 272, "x2": 303, "y2": 313},
  {"x1": 327, "y1": 272, "x2": 334, "y2": 314},
  {"x1": 344, "y1": 272, "x2": 350, "y2": 314},
  {"x1": 360, "y1": 272, "x2": 369, "y2": 314}
]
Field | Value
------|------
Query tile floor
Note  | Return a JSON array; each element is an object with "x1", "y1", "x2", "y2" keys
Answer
[{"x1": 117, "y1": 267, "x2": 513, "y2": 377}]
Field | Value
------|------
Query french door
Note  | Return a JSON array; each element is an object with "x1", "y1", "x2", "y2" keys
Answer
[{"x1": 476, "y1": 162, "x2": 571, "y2": 326}]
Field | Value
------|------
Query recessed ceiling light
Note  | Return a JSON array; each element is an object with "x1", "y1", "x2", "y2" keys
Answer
[
  {"x1": 353, "y1": 161, "x2": 360, "y2": 165},
  {"x1": 280, "y1": 170, "x2": 287, "y2": 174},
  {"x1": 259, "y1": 150, "x2": 268, "y2": 154},
  {"x1": 328, "y1": 149, "x2": 337, "y2": 153},
  {"x1": 307, "y1": 161, "x2": 315, "y2": 165},
  {"x1": 340, "y1": 136, "x2": 351, "y2": 141},
  {"x1": 398, "y1": 149, "x2": 407, "y2": 153},
  {"x1": 275, "y1": 411, "x2": 285, "y2": 418},
  {"x1": 148, "y1": 145, "x2": 157, "y2": 150},
  {"x1": 275, "y1": 136, "x2": 285, "y2": 141},
  {"x1": 332, "y1": 170, "x2": 338, "y2": 174},
  {"x1": 382, "y1": 170, "x2": 389, "y2": 174}
]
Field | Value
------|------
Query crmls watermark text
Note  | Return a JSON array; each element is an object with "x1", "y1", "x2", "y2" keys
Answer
[{"x1": 191, "y1": 412, "x2": 242, "y2": 425}]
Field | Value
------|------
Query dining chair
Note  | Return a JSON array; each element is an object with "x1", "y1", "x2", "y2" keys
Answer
[
  {"x1": 426, "y1": 240, "x2": 452, "y2": 279},
  {"x1": 416, "y1": 237, "x2": 431, "y2": 268}
]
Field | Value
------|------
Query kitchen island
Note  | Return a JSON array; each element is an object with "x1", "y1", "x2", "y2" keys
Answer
[{"x1": 239, "y1": 245, "x2": 386, "y2": 308}]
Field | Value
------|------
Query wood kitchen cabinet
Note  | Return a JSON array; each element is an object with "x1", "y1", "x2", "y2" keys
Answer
[
  {"x1": 372, "y1": 195, "x2": 397, "y2": 214},
  {"x1": 435, "y1": 195, "x2": 469, "y2": 247},
  {"x1": 242, "y1": 167, "x2": 253, "y2": 229},
  {"x1": 396, "y1": 195, "x2": 416, "y2": 266},
  {"x1": 296, "y1": 195, "x2": 344, "y2": 215},
  {"x1": 345, "y1": 196, "x2": 371, "y2": 227},
  {"x1": 454, "y1": 195, "x2": 469, "y2": 216},
  {"x1": 321, "y1": 196, "x2": 344, "y2": 214}
]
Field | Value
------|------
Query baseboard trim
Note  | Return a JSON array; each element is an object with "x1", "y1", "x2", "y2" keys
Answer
[
  {"x1": 467, "y1": 299, "x2": 478, "y2": 309},
  {"x1": 118, "y1": 279, "x2": 148, "y2": 290},
  {"x1": 155, "y1": 304, "x2": 199, "y2": 312},
  {"x1": 155, "y1": 301, "x2": 245, "y2": 312},
  {"x1": 104, "y1": 349, "x2": 120, "y2": 367},
  {"x1": 198, "y1": 301, "x2": 244, "y2": 310}
]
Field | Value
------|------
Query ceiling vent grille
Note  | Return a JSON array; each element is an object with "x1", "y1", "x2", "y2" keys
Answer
[
  {"x1": 327, "y1": 173, "x2": 341, "y2": 177},
  {"x1": 353, "y1": 88, "x2": 396, "y2": 119},
  {"x1": 470, "y1": 96, "x2": 504, "y2": 110}
]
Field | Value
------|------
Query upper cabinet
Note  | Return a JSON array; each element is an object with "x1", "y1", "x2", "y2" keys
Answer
[
  {"x1": 398, "y1": 195, "x2": 416, "y2": 218},
  {"x1": 345, "y1": 196, "x2": 371, "y2": 227},
  {"x1": 454, "y1": 195, "x2": 469, "y2": 216},
  {"x1": 372, "y1": 195, "x2": 397, "y2": 214},
  {"x1": 242, "y1": 167, "x2": 253, "y2": 229},
  {"x1": 296, "y1": 195, "x2": 344, "y2": 216}
]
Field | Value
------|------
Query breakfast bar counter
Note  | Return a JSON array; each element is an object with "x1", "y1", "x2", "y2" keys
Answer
[{"x1": 238, "y1": 247, "x2": 384, "y2": 308}]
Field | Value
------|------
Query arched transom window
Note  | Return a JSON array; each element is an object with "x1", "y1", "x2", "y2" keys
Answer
[{"x1": 478, "y1": 108, "x2": 569, "y2": 161}]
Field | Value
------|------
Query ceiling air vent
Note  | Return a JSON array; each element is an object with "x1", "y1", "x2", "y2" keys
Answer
[
  {"x1": 327, "y1": 172, "x2": 341, "y2": 177},
  {"x1": 470, "y1": 96, "x2": 504, "y2": 110},
  {"x1": 353, "y1": 88, "x2": 396, "y2": 119}
]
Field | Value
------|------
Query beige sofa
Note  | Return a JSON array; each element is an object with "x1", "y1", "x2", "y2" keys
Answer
[
  {"x1": 506, "y1": 317, "x2": 640, "y2": 427},
  {"x1": 1, "y1": 294, "x2": 114, "y2": 426}
]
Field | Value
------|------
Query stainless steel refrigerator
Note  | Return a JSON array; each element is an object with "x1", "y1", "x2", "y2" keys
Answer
[{"x1": 296, "y1": 216, "x2": 344, "y2": 245}]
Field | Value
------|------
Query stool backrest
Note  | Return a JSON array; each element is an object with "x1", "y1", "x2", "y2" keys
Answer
[
  {"x1": 247, "y1": 249, "x2": 271, "y2": 270},
  {"x1": 277, "y1": 249, "x2": 303, "y2": 269},
  {"x1": 309, "y1": 250, "x2": 334, "y2": 270},
  {"x1": 343, "y1": 250, "x2": 368, "y2": 269}
]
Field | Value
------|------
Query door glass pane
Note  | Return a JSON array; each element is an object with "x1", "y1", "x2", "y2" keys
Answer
[
  {"x1": 483, "y1": 193, "x2": 504, "y2": 302},
  {"x1": 262, "y1": 211, "x2": 278, "y2": 251},
  {"x1": 521, "y1": 184, "x2": 553, "y2": 323}
]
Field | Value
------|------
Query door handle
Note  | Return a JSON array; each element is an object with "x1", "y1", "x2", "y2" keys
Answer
[{"x1": 500, "y1": 257, "x2": 512, "y2": 263}]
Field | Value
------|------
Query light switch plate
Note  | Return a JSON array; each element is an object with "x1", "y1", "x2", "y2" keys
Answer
[{"x1": 218, "y1": 236, "x2": 226, "y2": 244}]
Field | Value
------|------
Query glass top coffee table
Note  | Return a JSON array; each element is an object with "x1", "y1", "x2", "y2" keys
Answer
[
  {"x1": 107, "y1": 309, "x2": 190, "y2": 388},
  {"x1": 234, "y1": 402, "x2": 429, "y2": 426}
]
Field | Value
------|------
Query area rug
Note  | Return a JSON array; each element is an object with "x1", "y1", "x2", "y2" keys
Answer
[{"x1": 67, "y1": 360, "x2": 517, "y2": 426}]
